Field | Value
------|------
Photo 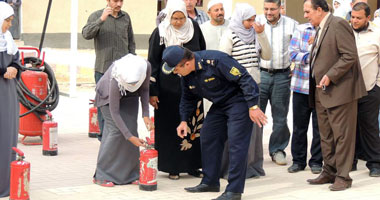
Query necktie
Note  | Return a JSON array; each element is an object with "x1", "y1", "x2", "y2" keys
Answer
[{"x1": 311, "y1": 27, "x2": 320, "y2": 77}]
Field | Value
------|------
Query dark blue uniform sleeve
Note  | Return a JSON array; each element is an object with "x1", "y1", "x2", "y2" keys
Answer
[
  {"x1": 217, "y1": 55, "x2": 259, "y2": 108},
  {"x1": 179, "y1": 78, "x2": 199, "y2": 122}
]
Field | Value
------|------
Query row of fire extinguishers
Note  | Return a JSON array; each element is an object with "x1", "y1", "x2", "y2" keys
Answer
[
  {"x1": 10, "y1": 108, "x2": 158, "y2": 200},
  {"x1": 10, "y1": 47, "x2": 60, "y2": 200},
  {"x1": 88, "y1": 104, "x2": 158, "y2": 191}
]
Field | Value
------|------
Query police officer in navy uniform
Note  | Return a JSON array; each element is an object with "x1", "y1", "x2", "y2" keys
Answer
[{"x1": 161, "y1": 45, "x2": 267, "y2": 200}]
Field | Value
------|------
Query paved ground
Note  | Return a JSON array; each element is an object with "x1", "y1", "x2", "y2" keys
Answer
[
  {"x1": 1, "y1": 90, "x2": 379, "y2": 200},
  {"x1": 2, "y1": 48, "x2": 380, "y2": 200}
]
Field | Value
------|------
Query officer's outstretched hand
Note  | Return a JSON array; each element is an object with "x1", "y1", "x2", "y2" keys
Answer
[
  {"x1": 176, "y1": 121, "x2": 188, "y2": 139},
  {"x1": 150, "y1": 96, "x2": 159, "y2": 110},
  {"x1": 249, "y1": 108, "x2": 268, "y2": 128}
]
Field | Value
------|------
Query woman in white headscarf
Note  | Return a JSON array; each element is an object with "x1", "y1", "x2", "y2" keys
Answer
[
  {"x1": 219, "y1": 3, "x2": 271, "y2": 179},
  {"x1": 93, "y1": 54, "x2": 153, "y2": 187},
  {"x1": 374, "y1": 8, "x2": 380, "y2": 26},
  {"x1": 148, "y1": 0, "x2": 205, "y2": 180},
  {"x1": 333, "y1": 0, "x2": 350, "y2": 18},
  {"x1": 0, "y1": 2, "x2": 21, "y2": 197}
]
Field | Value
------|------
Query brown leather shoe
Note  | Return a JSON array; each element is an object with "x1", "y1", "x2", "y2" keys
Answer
[
  {"x1": 307, "y1": 172, "x2": 335, "y2": 185},
  {"x1": 329, "y1": 177, "x2": 352, "y2": 191}
]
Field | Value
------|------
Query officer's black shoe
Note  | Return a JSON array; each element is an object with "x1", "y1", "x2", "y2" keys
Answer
[
  {"x1": 184, "y1": 184, "x2": 220, "y2": 193},
  {"x1": 212, "y1": 192, "x2": 242, "y2": 200},
  {"x1": 369, "y1": 168, "x2": 380, "y2": 177},
  {"x1": 287, "y1": 164, "x2": 305, "y2": 173}
]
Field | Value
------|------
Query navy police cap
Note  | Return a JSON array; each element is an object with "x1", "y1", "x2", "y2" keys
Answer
[{"x1": 162, "y1": 45, "x2": 185, "y2": 75}]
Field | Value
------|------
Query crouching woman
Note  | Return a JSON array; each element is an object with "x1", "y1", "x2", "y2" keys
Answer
[{"x1": 93, "y1": 54, "x2": 153, "y2": 187}]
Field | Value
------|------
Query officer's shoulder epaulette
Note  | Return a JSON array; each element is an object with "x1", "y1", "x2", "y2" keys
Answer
[{"x1": 201, "y1": 59, "x2": 216, "y2": 67}]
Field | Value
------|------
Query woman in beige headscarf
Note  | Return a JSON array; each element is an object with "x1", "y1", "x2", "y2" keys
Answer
[
  {"x1": 0, "y1": 2, "x2": 21, "y2": 197},
  {"x1": 148, "y1": 0, "x2": 206, "y2": 180}
]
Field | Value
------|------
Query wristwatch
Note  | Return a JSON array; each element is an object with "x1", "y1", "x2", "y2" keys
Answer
[{"x1": 249, "y1": 105, "x2": 259, "y2": 110}]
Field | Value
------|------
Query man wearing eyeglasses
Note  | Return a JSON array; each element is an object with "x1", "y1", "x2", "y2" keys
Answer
[{"x1": 256, "y1": 0, "x2": 298, "y2": 166}]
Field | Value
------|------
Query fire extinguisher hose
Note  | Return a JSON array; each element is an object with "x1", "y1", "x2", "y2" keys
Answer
[{"x1": 17, "y1": 57, "x2": 60, "y2": 122}]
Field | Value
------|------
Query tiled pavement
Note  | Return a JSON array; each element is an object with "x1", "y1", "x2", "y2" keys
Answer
[
  {"x1": 1, "y1": 91, "x2": 379, "y2": 200},
  {"x1": 2, "y1": 47, "x2": 380, "y2": 199}
]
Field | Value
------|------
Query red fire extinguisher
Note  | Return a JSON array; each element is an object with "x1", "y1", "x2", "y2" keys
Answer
[
  {"x1": 139, "y1": 137, "x2": 158, "y2": 191},
  {"x1": 42, "y1": 110, "x2": 58, "y2": 156},
  {"x1": 19, "y1": 69, "x2": 48, "y2": 144},
  {"x1": 10, "y1": 147, "x2": 30, "y2": 200},
  {"x1": 89, "y1": 99, "x2": 100, "y2": 138}
]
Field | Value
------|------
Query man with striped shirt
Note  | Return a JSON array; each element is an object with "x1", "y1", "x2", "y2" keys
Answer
[
  {"x1": 256, "y1": 0, "x2": 298, "y2": 165},
  {"x1": 288, "y1": 23, "x2": 322, "y2": 174},
  {"x1": 184, "y1": 0, "x2": 209, "y2": 25}
]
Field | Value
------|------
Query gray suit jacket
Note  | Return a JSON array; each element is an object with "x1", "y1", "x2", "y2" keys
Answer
[{"x1": 309, "y1": 14, "x2": 367, "y2": 108}]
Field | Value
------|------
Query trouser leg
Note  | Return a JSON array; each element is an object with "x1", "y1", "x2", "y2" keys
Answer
[
  {"x1": 225, "y1": 102, "x2": 253, "y2": 193},
  {"x1": 357, "y1": 86, "x2": 380, "y2": 170},
  {"x1": 200, "y1": 105, "x2": 228, "y2": 187},
  {"x1": 309, "y1": 107, "x2": 322, "y2": 167},
  {"x1": 269, "y1": 71, "x2": 291, "y2": 154},
  {"x1": 315, "y1": 91, "x2": 337, "y2": 177},
  {"x1": 291, "y1": 92, "x2": 311, "y2": 167},
  {"x1": 328, "y1": 100, "x2": 357, "y2": 179}
]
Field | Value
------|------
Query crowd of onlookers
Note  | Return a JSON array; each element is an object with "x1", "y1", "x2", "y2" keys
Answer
[
  {"x1": 1, "y1": 0, "x2": 380, "y2": 199},
  {"x1": 80, "y1": 0, "x2": 380, "y2": 199}
]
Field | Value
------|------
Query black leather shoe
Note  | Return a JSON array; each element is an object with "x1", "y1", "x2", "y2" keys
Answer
[
  {"x1": 369, "y1": 168, "x2": 380, "y2": 177},
  {"x1": 310, "y1": 165, "x2": 322, "y2": 174},
  {"x1": 288, "y1": 164, "x2": 305, "y2": 173},
  {"x1": 213, "y1": 192, "x2": 242, "y2": 200},
  {"x1": 184, "y1": 184, "x2": 220, "y2": 193}
]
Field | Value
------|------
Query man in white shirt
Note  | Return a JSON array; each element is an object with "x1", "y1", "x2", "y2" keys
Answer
[
  {"x1": 200, "y1": 0, "x2": 229, "y2": 51},
  {"x1": 256, "y1": 0, "x2": 298, "y2": 166},
  {"x1": 200, "y1": 0, "x2": 229, "y2": 114},
  {"x1": 350, "y1": 2, "x2": 380, "y2": 177}
]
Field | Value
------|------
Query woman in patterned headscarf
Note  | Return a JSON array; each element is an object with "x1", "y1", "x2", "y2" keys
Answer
[
  {"x1": 0, "y1": 1, "x2": 21, "y2": 197},
  {"x1": 148, "y1": 0, "x2": 205, "y2": 180}
]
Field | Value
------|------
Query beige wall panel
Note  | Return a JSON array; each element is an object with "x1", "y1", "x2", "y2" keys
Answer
[
  {"x1": 232, "y1": 0, "x2": 264, "y2": 15},
  {"x1": 22, "y1": 0, "x2": 70, "y2": 33},
  {"x1": 23, "y1": 0, "x2": 157, "y2": 35}
]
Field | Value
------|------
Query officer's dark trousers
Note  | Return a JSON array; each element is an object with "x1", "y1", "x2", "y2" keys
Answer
[
  {"x1": 291, "y1": 92, "x2": 322, "y2": 168},
  {"x1": 200, "y1": 99, "x2": 253, "y2": 193},
  {"x1": 355, "y1": 85, "x2": 380, "y2": 170}
]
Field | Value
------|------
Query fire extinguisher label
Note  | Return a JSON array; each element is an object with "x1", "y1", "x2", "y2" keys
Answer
[
  {"x1": 91, "y1": 113, "x2": 98, "y2": 126},
  {"x1": 49, "y1": 127, "x2": 58, "y2": 149},
  {"x1": 147, "y1": 157, "x2": 158, "y2": 183}
]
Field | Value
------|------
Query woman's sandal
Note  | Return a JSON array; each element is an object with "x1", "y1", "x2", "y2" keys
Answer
[
  {"x1": 168, "y1": 174, "x2": 180, "y2": 180},
  {"x1": 93, "y1": 179, "x2": 115, "y2": 187},
  {"x1": 131, "y1": 180, "x2": 139, "y2": 185}
]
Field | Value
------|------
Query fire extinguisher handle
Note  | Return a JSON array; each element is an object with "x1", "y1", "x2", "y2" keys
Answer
[
  {"x1": 12, "y1": 147, "x2": 24, "y2": 157},
  {"x1": 45, "y1": 110, "x2": 52, "y2": 118},
  {"x1": 89, "y1": 99, "x2": 95, "y2": 105}
]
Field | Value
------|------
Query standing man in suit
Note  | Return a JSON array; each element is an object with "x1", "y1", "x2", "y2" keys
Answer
[{"x1": 303, "y1": 0, "x2": 367, "y2": 191}]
